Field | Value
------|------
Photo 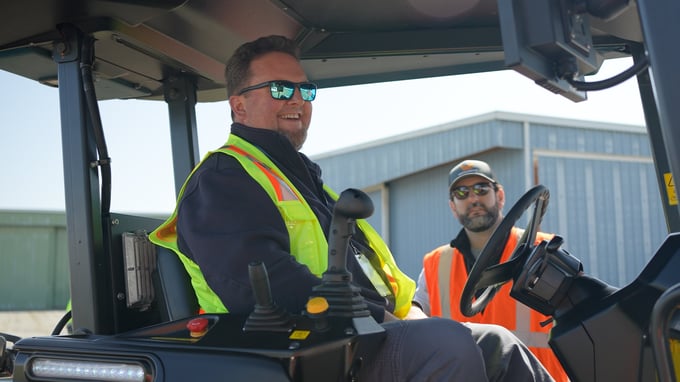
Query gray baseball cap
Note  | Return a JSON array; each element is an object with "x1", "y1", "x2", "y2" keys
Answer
[{"x1": 448, "y1": 160, "x2": 497, "y2": 191}]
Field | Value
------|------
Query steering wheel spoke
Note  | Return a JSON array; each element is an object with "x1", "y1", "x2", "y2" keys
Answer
[{"x1": 477, "y1": 259, "x2": 524, "y2": 289}]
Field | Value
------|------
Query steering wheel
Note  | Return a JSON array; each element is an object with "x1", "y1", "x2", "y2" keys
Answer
[{"x1": 459, "y1": 184, "x2": 550, "y2": 317}]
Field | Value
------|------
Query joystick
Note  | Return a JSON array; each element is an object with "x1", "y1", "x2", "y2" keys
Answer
[
  {"x1": 312, "y1": 188, "x2": 375, "y2": 317},
  {"x1": 243, "y1": 261, "x2": 291, "y2": 332}
]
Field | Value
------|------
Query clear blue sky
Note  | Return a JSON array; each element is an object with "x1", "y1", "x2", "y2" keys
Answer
[{"x1": 0, "y1": 58, "x2": 645, "y2": 214}]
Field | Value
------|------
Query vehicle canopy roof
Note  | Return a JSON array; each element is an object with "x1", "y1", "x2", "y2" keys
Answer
[{"x1": 1, "y1": 0, "x2": 641, "y2": 102}]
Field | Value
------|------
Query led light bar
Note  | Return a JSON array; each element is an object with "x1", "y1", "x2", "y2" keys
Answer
[{"x1": 29, "y1": 358, "x2": 148, "y2": 382}]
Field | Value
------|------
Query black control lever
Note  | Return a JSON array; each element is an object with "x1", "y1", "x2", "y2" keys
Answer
[
  {"x1": 243, "y1": 261, "x2": 291, "y2": 332},
  {"x1": 313, "y1": 188, "x2": 374, "y2": 317},
  {"x1": 0, "y1": 335, "x2": 12, "y2": 378}
]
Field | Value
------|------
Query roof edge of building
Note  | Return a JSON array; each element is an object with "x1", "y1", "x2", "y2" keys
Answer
[{"x1": 310, "y1": 111, "x2": 646, "y2": 159}]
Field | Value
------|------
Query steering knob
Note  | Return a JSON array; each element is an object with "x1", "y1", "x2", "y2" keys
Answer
[{"x1": 334, "y1": 188, "x2": 374, "y2": 219}]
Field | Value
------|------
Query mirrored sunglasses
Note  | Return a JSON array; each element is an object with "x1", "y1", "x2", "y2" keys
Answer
[
  {"x1": 238, "y1": 80, "x2": 317, "y2": 101},
  {"x1": 451, "y1": 182, "x2": 496, "y2": 200}
]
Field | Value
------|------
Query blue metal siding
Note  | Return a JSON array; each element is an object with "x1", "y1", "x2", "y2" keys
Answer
[
  {"x1": 536, "y1": 156, "x2": 665, "y2": 287},
  {"x1": 530, "y1": 124, "x2": 651, "y2": 156},
  {"x1": 388, "y1": 165, "x2": 454, "y2": 280},
  {"x1": 364, "y1": 189, "x2": 383, "y2": 235},
  {"x1": 315, "y1": 119, "x2": 524, "y2": 191},
  {"x1": 481, "y1": 150, "x2": 529, "y2": 210}
]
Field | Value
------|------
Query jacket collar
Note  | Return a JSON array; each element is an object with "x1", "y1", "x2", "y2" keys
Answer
[
  {"x1": 450, "y1": 228, "x2": 470, "y2": 253},
  {"x1": 450, "y1": 228, "x2": 477, "y2": 273},
  {"x1": 230, "y1": 122, "x2": 325, "y2": 200}
]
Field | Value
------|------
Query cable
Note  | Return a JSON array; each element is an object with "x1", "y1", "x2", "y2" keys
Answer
[
  {"x1": 567, "y1": 56, "x2": 649, "y2": 91},
  {"x1": 80, "y1": 36, "x2": 112, "y2": 217},
  {"x1": 51, "y1": 310, "x2": 72, "y2": 335}
]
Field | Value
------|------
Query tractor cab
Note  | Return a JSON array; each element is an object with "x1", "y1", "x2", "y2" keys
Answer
[{"x1": 1, "y1": 0, "x2": 679, "y2": 381}]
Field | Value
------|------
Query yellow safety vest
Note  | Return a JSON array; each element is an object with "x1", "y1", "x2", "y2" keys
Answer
[{"x1": 150, "y1": 134, "x2": 415, "y2": 318}]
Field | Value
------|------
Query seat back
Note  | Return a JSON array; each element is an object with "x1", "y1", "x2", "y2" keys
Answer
[
  {"x1": 101, "y1": 213, "x2": 200, "y2": 332},
  {"x1": 153, "y1": 246, "x2": 200, "y2": 321}
]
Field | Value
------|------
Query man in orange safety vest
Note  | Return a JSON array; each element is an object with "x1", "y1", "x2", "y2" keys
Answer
[{"x1": 412, "y1": 159, "x2": 569, "y2": 382}]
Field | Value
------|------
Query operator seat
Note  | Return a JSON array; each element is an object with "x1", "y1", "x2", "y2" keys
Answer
[{"x1": 153, "y1": 246, "x2": 200, "y2": 321}]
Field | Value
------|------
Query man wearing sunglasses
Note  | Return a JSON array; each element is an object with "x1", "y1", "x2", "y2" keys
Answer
[
  {"x1": 152, "y1": 36, "x2": 554, "y2": 381},
  {"x1": 413, "y1": 159, "x2": 567, "y2": 382}
]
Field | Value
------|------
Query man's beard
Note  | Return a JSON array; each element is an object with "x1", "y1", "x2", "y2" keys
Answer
[
  {"x1": 459, "y1": 202, "x2": 500, "y2": 232},
  {"x1": 283, "y1": 129, "x2": 308, "y2": 150}
]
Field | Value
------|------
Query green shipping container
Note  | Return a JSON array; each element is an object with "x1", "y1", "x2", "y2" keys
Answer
[{"x1": 0, "y1": 211, "x2": 69, "y2": 310}]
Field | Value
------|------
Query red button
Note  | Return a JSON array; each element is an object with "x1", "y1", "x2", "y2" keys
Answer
[{"x1": 186, "y1": 317, "x2": 209, "y2": 337}]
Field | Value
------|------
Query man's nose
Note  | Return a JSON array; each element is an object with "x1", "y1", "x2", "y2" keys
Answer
[
  {"x1": 288, "y1": 87, "x2": 305, "y2": 103},
  {"x1": 467, "y1": 192, "x2": 482, "y2": 202}
]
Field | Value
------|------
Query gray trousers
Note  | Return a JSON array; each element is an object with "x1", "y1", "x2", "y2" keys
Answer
[{"x1": 357, "y1": 318, "x2": 555, "y2": 382}]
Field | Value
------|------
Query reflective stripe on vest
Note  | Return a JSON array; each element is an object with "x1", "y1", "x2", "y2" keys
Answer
[
  {"x1": 437, "y1": 246, "x2": 455, "y2": 319},
  {"x1": 515, "y1": 301, "x2": 549, "y2": 348},
  {"x1": 223, "y1": 144, "x2": 298, "y2": 202},
  {"x1": 353, "y1": 245, "x2": 392, "y2": 298}
]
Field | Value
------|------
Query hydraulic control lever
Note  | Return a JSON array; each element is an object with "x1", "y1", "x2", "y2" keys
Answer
[
  {"x1": 0, "y1": 335, "x2": 13, "y2": 378},
  {"x1": 313, "y1": 188, "x2": 374, "y2": 317},
  {"x1": 243, "y1": 261, "x2": 291, "y2": 332}
]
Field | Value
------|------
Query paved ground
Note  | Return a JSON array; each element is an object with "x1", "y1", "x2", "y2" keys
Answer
[{"x1": 0, "y1": 311, "x2": 66, "y2": 339}]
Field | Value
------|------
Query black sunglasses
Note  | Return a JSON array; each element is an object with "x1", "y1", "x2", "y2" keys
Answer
[
  {"x1": 238, "y1": 80, "x2": 317, "y2": 101},
  {"x1": 451, "y1": 182, "x2": 496, "y2": 200}
]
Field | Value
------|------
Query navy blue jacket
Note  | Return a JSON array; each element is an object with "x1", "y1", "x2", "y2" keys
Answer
[{"x1": 176, "y1": 123, "x2": 389, "y2": 321}]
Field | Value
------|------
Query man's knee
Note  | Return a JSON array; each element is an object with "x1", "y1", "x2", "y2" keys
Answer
[
  {"x1": 464, "y1": 322, "x2": 554, "y2": 382},
  {"x1": 467, "y1": 322, "x2": 519, "y2": 349},
  {"x1": 380, "y1": 318, "x2": 488, "y2": 381},
  {"x1": 401, "y1": 317, "x2": 480, "y2": 350}
]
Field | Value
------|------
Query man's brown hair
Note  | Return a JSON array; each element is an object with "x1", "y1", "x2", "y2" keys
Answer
[{"x1": 225, "y1": 35, "x2": 301, "y2": 97}]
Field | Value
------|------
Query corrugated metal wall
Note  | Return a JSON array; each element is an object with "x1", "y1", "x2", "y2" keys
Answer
[
  {"x1": 536, "y1": 156, "x2": 663, "y2": 286},
  {"x1": 316, "y1": 117, "x2": 524, "y2": 190},
  {"x1": 528, "y1": 120, "x2": 664, "y2": 286},
  {"x1": 364, "y1": 188, "x2": 384, "y2": 236},
  {"x1": 0, "y1": 211, "x2": 70, "y2": 310}
]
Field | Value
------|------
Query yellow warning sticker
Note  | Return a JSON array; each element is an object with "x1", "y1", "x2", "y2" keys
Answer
[
  {"x1": 665, "y1": 173, "x2": 678, "y2": 206},
  {"x1": 289, "y1": 330, "x2": 310, "y2": 340}
]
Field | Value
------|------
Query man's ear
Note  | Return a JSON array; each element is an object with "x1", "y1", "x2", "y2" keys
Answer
[
  {"x1": 229, "y1": 95, "x2": 246, "y2": 120},
  {"x1": 449, "y1": 199, "x2": 460, "y2": 220},
  {"x1": 496, "y1": 186, "x2": 506, "y2": 210}
]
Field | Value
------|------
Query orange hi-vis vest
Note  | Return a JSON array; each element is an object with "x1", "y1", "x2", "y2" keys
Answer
[{"x1": 422, "y1": 227, "x2": 569, "y2": 382}]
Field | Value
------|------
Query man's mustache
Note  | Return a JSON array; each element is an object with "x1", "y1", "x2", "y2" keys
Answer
[{"x1": 466, "y1": 202, "x2": 486, "y2": 213}]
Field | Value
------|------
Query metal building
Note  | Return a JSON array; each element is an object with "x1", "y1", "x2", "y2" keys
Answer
[{"x1": 313, "y1": 111, "x2": 668, "y2": 288}]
